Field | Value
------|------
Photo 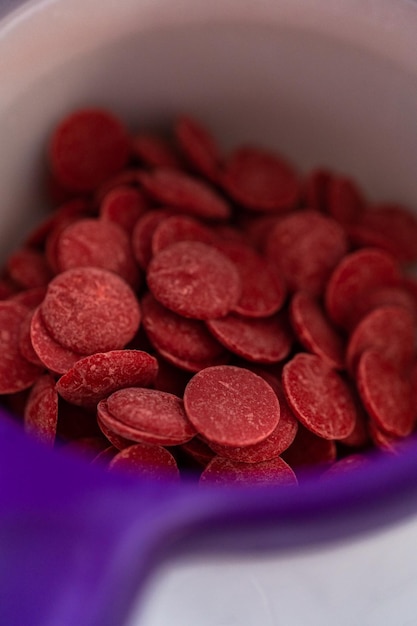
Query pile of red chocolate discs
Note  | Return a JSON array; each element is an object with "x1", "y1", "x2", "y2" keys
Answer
[{"x1": 0, "y1": 108, "x2": 416, "y2": 486}]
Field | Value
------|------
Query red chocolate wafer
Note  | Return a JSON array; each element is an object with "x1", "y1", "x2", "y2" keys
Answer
[
  {"x1": 109, "y1": 443, "x2": 180, "y2": 480},
  {"x1": 346, "y1": 305, "x2": 416, "y2": 375},
  {"x1": 7, "y1": 248, "x2": 53, "y2": 289},
  {"x1": 131, "y1": 209, "x2": 174, "y2": 269},
  {"x1": 138, "y1": 167, "x2": 231, "y2": 220},
  {"x1": 183, "y1": 365, "x2": 280, "y2": 447},
  {"x1": 56, "y1": 350, "x2": 158, "y2": 408},
  {"x1": 131, "y1": 133, "x2": 182, "y2": 169},
  {"x1": 97, "y1": 413, "x2": 135, "y2": 450},
  {"x1": 215, "y1": 239, "x2": 286, "y2": 318},
  {"x1": 321, "y1": 454, "x2": 369, "y2": 479},
  {"x1": 200, "y1": 455, "x2": 297, "y2": 486},
  {"x1": 99, "y1": 185, "x2": 148, "y2": 232},
  {"x1": 282, "y1": 353, "x2": 357, "y2": 439},
  {"x1": 151, "y1": 215, "x2": 215, "y2": 255},
  {"x1": 357, "y1": 285, "x2": 417, "y2": 321},
  {"x1": 221, "y1": 146, "x2": 300, "y2": 212},
  {"x1": 266, "y1": 209, "x2": 348, "y2": 296},
  {"x1": 142, "y1": 293, "x2": 225, "y2": 370},
  {"x1": 174, "y1": 115, "x2": 221, "y2": 182},
  {"x1": 40, "y1": 267, "x2": 141, "y2": 355},
  {"x1": 94, "y1": 168, "x2": 140, "y2": 205},
  {"x1": 356, "y1": 349, "x2": 415, "y2": 438},
  {"x1": 19, "y1": 310, "x2": 43, "y2": 366},
  {"x1": 25, "y1": 198, "x2": 92, "y2": 248},
  {"x1": 352, "y1": 203, "x2": 417, "y2": 263},
  {"x1": 303, "y1": 168, "x2": 332, "y2": 213},
  {"x1": 30, "y1": 307, "x2": 82, "y2": 374},
  {"x1": 0, "y1": 301, "x2": 43, "y2": 393},
  {"x1": 97, "y1": 398, "x2": 187, "y2": 447},
  {"x1": 54, "y1": 218, "x2": 140, "y2": 287},
  {"x1": 23, "y1": 374, "x2": 58, "y2": 446},
  {"x1": 206, "y1": 312, "x2": 292, "y2": 364},
  {"x1": 90, "y1": 446, "x2": 119, "y2": 467},
  {"x1": 325, "y1": 248, "x2": 402, "y2": 330},
  {"x1": 207, "y1": 381, "x2": 298, "y2": 463},
  {"x1": 181, "y1": 436, "x2": 216, "y2": 467},
  {"x1": 106, "y1": 387, "x2": 196, "y2": 445},
  {"x1": 282, "y1": 424, "x2": 337, "y2": 470},
  {"x1": 10, "y1": 287, "x2": 47, "y2": 310},
  {"x1": 147, "y1": 241, "x2": 241, "y2": 320},
  {"x1": 289, "y1": 292, "x2": 346, "y2": 370},
  {"x1": 49, "y1": 108, "x2": 130, "y2": 192},
  {"x1": 326, "y1": 176, "x2": 366, "y2": 224}
]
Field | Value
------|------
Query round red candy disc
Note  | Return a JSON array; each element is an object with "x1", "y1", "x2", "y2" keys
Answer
[
  {"x1": 147, "y1": 241, "x2": 241, "y2": 320},
  {"x1": 40, "y1": 267, "x2": 141, "y2": 355},
  {"x1": 49, "y1": 108, "x2": 130, "y2": 192},
  {"x1": 183, "y1": 365, "x2": 280, "y2": 447},
  {"x1": 282, "y1": 353, "x2": 357, "y2": 440}
]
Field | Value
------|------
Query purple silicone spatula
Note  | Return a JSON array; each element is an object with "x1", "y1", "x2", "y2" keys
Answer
[{"x1": 2, "y1": 408, "x2": 417, "y2": 626}]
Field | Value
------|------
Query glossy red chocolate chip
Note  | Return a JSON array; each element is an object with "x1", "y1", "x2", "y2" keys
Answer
[
  {"x1": 346, "y1": 305, "x2": 416, "y2": 375},
  {"x1": 49, "y1": 108, "x2": 130, "y2": 192},
  {"x1": 138, "y1": 167, "x2": 231, "y2": 220},
  {"x1": 40, "y1": 267, "x2": 141, "y2": 354},
  {"x1": 221, "y1": 146, "x2": 300, "y2": 212},
  {"x1": 24, "y1": 374, "x2": 58, "y2": 446},
  {"x1": 200, "y1": 455, "x2": 297, "y2": 486},
  {"x1": 325, "y1": 248, "x2": 402, "y2": 331},
  {"x1": 30, "y1": 307, "x2": 82, "y2": 374},
  {"x1": 106, "y1": 387, "x2": 196, "y2": 445},
  {"x1": 266, "y1": 210, "x2": 348, "y2": 296},
  {"x1": 289, "y1": 292, "x2": 346, "y2": 370},
  {"x1": 147, "y1": 241, "x2": 241, "y2": 320},
  {"x1": 206, "y1": 312, "x2": 292, "y2": 364},
  {"x1": 282, "y1": 353, "x2": 357, "y2": 440},
  {"x1": 109, "y1": 443, "x2": 180, "y2": 480},
  {"x1": 0, "y1": 301, "x2": 43, "y2": 393},
  {"x1": 216, "y1": 240, "x2": 286, "y2": 318},
  {"x1": 183, "y1": 365, "x2": 280, "y2": 447},
  {"x1": 142, "y1": 293, "x2": 225, "y2": 371},
  {"x1": 56, "y1": 350, "x2": 158, "y2": 408},
  {"x1": 174, "y1": 115, "x2": 221, "y2": 182},
  {"x1": 356, "y1": 349, "x2": 415, "y2": 438}
]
